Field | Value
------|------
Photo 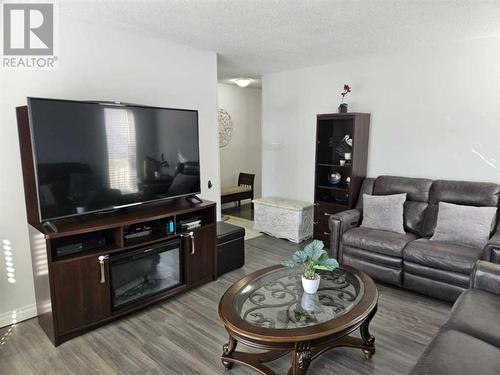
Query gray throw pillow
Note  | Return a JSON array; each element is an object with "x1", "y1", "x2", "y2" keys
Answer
[
  {"x1": 430, "y1": 202, "x2": 497, "y2": 249},
  {"x1": 361, "y1": 193, "x2": 407, "y2": 234}
]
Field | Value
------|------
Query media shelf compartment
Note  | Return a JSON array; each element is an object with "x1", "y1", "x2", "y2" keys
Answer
[
  {"x1": 123, "y1": 216, "x2": 176, "y2": 247},
  {"x1": 51, "y1": 228, "x2": 122, "y2": 261},
  {"x1": 176, "y1": 208, "x2": 213, "y2": 232}
]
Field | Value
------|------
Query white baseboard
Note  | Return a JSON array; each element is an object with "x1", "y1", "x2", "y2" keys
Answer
[{"x1": 0, "y1": 303, "x2": 37, "y2": 328}]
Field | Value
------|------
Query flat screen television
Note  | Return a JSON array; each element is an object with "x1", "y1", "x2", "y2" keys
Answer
[{"x1": 27, "y1": 98, "x2": 201, "y2": 221}]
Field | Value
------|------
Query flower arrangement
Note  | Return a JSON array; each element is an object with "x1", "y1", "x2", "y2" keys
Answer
[
  {"x1": 339, "y1": 84, "x2": 351, "y2": 113},
  {"x1": 341, "y1": 84, "x2": 351, "y2": 103},
  {"x1": 282, "y1": 240, "x2": 339, "y2": 293}
]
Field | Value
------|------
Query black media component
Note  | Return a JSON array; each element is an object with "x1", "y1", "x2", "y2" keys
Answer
[{"x1": 55, "y1": 232, "x2": 106, "y2": 257}]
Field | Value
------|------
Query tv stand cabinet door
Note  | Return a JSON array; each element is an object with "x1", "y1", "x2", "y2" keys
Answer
[
  {"x1": 184, "y1": 225, "x2": 216, "y2": 286},
  {"x1": 52, "y1": 254, "x2": 112, "y2": 335}
]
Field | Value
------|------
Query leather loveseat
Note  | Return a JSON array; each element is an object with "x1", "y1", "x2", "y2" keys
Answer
[
  {"x1": 410, "y1": 261, "x2": 500, "y2": 374},
  {"x1": 329, "y1": 176, "x2": 500, "y2": 301}
]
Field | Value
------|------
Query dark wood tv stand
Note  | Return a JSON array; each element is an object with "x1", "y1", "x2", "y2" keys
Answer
[
  {"x1": 16, "y1": 106, "x2": 217, "y2": 346},
  {"x1": 27, "y1": 200, "x2": 216, "y2": 346}
]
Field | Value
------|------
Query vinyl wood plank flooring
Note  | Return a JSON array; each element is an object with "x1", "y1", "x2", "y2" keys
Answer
[{"x1": 0, "y1": 235, "x2": 451, "y2": 375}]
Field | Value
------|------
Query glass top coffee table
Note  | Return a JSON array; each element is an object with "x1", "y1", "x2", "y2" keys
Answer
[{"x1": 218, "y1": 265, "x2": 378, "y2": 375}]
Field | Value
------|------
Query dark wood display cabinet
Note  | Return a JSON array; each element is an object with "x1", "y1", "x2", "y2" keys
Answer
[
  {"x1": 16, "y1": 106, "x2": 217, "y2": 346},
  {"x1": 314, "y1": 113, "x2": 370, "y2": 248}
]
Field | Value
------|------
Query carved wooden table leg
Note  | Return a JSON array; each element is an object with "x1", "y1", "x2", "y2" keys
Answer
[
  {"x1": 288, "y1": 342, "x2": 311, "y2": 375},
  {"x1": 360, "y1": 305, "x2": 377, "y2": 359},
  {"x1": 221, "y1": 335, "x2": 238, "y2": 370}
]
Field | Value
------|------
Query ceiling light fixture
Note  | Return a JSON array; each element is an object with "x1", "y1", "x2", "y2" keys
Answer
[{"x1": 234, "y1": 78, "x2": 252, "y2": 88}]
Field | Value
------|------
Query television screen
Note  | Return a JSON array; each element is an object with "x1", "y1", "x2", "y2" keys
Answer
[{"x1": 28, "y1": 98, "x2": 200, "y2": 221}]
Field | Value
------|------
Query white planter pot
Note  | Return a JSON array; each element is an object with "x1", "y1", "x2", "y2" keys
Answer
[{"x1": 301, "y1": 274, "x2": 320, "y2": 294}]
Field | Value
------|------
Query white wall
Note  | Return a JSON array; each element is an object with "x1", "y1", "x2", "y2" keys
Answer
[
  {"x1": 262, "y1": 36, "x2": 500, "y2": 202},
  {"x1": 218, "y1": 83, "x2": 262, "y2": 202},
  {"x1": 0, "y1": 15, "x2": 219, "y2": 326}
]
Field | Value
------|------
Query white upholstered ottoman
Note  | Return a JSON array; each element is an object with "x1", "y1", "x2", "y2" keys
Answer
[{"x1": 252, "y1": 197, "x2": 314, "y2": 243}]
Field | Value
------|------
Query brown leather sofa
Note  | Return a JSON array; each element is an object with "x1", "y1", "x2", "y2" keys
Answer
[
  {"x1": 329, "y1": 176, "x2": 500, "y2": 301},
  {"x1": 410, "y1": 261, "x2": 500, "y2": 374}
]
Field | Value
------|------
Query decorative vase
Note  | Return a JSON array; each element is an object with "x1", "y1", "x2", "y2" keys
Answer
[
  {"x1": 338, "y1": 103, "x2": 348, "y2": 113},
  {"x1": 302, "y1": 274, "x2": 321, "y2": 294},
  {"x1": 328, "y1": 172, "x2": 341, "y2": 185}
]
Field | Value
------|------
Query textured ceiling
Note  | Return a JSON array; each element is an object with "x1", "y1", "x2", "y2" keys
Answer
[{"x1": 63, "y1": 0, "x2": 500, "y2": 85}]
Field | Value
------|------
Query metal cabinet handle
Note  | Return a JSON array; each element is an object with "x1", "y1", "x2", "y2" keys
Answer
[
  {"x1": 323, "y1": 231, "x2": 331, "y2": 236},
  {"x1": 181, "y1": 231, "x2": 195, "y2": 254},
  {"x1": 324, "y1": 212, "x2": 332, "y2": 216},
  {"x1": 98, "y1": 255, "x2": 109, "y2": 284}
]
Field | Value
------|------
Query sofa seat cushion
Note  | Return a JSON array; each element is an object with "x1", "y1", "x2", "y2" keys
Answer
[
  {"x1": 343, "y1": 246, "x2": 402, "y2": 268},
  {"x1": 342, "y1": 253, "x2": 403, "y2": 286},
  {"x1": 343, "y1": 227, "x2": 417, "y2": 257},
  {"x1": 403, "y1": 273, "x2": 465, "y2": 302},
  {"x1": 410, "y1": 329, "x2": 500, "y2": 375},
  {"x1": 403, "y1": 238, "x2": 482, "y2": 274},
  {"x1": 445, "y1": 289, "x2": 500, "y2": 347},
  {"x1": 404, "y1": 261, "x2": 470, "y2": 287}
]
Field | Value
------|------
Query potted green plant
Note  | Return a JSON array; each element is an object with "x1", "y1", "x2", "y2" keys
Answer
[{"x1": 282, "y1": 240, "x2": 339, "y2": 294}]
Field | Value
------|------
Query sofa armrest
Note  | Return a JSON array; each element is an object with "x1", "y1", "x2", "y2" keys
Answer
[
  {"x1": 482, "y1": 231, "x2": 500, "y2": 264},
  {"x1": 470, "y1": 260, "x2": 500, "y2": 296},
  {"x1": 329, "y1": 209, "x2": 361, "y2": 262}
]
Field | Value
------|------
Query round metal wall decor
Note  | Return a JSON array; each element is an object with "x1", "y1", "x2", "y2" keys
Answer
[{"x1": 218, "y1": 108, "x2": 233, "y2": 148}]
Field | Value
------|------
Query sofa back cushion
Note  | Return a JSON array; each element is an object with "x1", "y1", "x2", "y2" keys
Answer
[
  {"x1": 373, "y1": 176, "x2": 433, "y2": 236},
  {"x1": 423, "y1": 180, "x2": 500, "y2": 237}
]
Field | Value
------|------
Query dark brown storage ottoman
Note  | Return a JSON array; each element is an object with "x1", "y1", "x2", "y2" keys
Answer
[{"x1": 217, "y1": 222, "x2": 245, "y2": 276}]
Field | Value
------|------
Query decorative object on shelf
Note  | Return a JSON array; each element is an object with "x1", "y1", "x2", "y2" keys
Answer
[
  {"x1": 345, "y1": 152, "x2": 352, "y2": 165},
  {"x1": 339, "y1": 160, "x2": 346, "y2": 166},
  {"x1": 346, "y1": 177, "x2": 351, "y2": 186},
  {"x1": 218, "y1": 108, "x2": 233, "y2": 148},
  {"x1": 328, "y1": 172, "x2": 342, "y2": 185},
  {"x1": 335, "y1": 135, "x2": 352, "y2": 158},
  {"x1": 343, "y1": 134, "x2": 353, "y2": 147},
  {"x1": 282, "y1": 240, "x2": 339, "y2": 294},
  {"x1": 338, "y1": 84, "x2": 351, "y2": 113}
]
